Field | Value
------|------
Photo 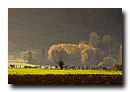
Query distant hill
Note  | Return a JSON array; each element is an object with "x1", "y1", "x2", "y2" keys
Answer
[{"x1": 8, "y1": 8, "x2": 122, "y2": 50}]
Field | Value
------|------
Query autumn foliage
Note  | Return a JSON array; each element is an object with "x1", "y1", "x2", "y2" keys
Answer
[
  {"x1": 113, "y1": 63, "x2": 122, "y2": 70},
  {"x1": 98, "y1": 57, "x2": 116, "y2": 67},
  {"x1": 48, "y1": 43, "x2": 107, "y2": 67}
]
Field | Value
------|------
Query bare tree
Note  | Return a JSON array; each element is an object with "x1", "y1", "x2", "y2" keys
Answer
[{"x1": 54, "y1": 57, "x2": 65, "y2": 70}]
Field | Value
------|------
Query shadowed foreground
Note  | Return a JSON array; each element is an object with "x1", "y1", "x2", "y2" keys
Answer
[{"x1": 8, "y1": 74, "x2": 122, "y2": 84}]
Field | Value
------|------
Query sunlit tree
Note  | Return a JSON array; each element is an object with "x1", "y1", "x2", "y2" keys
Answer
[
  {"x1": 81, "y1": 52, "x2": 88, "y2": 64},
  {"x1": 113, "y1": 63, "x2": 122, "y2": 70},
  {"x1": 78, "y1": 41, "x2": 90, "y2": 51},
  {"x1": 98, "y1": 57, "x2": 116, "y2": 67},
  {"x1": 81, "y1": 48, "x2": 99, "y2": 67},
  {"x1": 48, "y1": 43, "x2": 81, "y2": 65},
  {"x1": 79, "y1": 41, "x2": 87, "y2": 44}
]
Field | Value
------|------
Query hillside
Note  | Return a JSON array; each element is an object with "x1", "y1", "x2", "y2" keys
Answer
[{"x1": 8, "y1": 8, "x2": 122, "y2": 50}]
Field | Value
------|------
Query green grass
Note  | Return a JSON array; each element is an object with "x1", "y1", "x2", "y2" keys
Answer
[{"x1": 8, "y1": 68, "x2": 122, "y2": 75}]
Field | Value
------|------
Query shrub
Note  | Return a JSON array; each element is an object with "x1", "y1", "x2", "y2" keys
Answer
[
  {"x1": 98, "y1": 57, "x2": 116, "y2": 67},
  {"x1": 102, "y1": 66, "x2": 108, "y2": 70},
  {"x1": 55, "y1": 65, "x2": 58, "y2": 69},
  {"x1": 113, "y1": 63, "x2": 122, "y2": 71}
]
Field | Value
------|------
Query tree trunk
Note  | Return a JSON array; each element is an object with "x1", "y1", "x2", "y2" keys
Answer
[{"x1": 60, "y1": 65, "x2": 63, "y2": 70}]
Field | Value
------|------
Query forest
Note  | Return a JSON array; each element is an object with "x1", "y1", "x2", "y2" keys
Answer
[{"x1": 8, "y1": 8, "x2": 122, "y2": 68}]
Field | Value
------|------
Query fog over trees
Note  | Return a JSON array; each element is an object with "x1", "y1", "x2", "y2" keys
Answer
[{"x1": 8, "y1": 8, "x2": 122, "y2": 67}]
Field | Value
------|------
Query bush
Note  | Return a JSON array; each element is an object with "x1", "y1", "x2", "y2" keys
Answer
[
  {"x1": 113, "y1": 63, "x2": 122, "y2": 71},
  {"x1": 98, "y1": 57, "x2": 116, "y2": 67},
  {"x1": 55, "y1": 65, "x2": 58, "y2": 69},
  {"x1": 102, "y1": 66, "x2": 108, "y2": 70}
]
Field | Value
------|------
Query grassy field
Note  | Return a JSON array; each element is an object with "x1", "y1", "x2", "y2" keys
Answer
[
  {"x1": 8, "y1": 68, "x2": 122, "y2": 75},
  {"x1": 8, "y1": 53, "x2": 122, "y2": 76}
]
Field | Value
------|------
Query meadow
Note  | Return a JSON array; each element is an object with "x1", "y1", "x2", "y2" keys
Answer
[
  {"x1": 8, "y1": 53, "x2": 122, "y2": 75},
  {"x1": 8, "y1": 68, "x2": 122, "y2": 75},
  {"x1": 8, "y1": 53, "x2": 122, "y2": 84}
]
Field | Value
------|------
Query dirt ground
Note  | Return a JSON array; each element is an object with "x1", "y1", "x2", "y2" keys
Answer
[{"x1": 8, "y1": 74, "x2": 122, "y2": 84}]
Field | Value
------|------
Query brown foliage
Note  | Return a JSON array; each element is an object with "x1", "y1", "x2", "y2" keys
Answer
[
  {"x1": 98, "y1": 57, "x2": 116, "y2": 67},
  {"x1": 113, "y1": 63, "x2": 122, "y2": 70}
]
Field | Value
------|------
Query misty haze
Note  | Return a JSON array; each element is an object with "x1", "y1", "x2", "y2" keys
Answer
[{"x1": 8, "y1": 8, "x2": 122, "y2": 68}]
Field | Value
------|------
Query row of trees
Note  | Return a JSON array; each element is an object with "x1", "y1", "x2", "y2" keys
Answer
[
  {"x1": 8, "y1": 30, "x2": 122, "y2": 52},
  {"x1": 47, "y1": 32, "x2": 122, "y2": 67},
  {"x1": 10, "y1": 31, "x2": 122, "y2": 68},
  {"x1": 89, "y1": 32, "x2": 119, "y2": 55},
  {"x1": 20, "y1": 48, "x2": 45, "y2": 63},
  {"x1": 47, "y1": 43, "x2": 122, "y2": 67}
]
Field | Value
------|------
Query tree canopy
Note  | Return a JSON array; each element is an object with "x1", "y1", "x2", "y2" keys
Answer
[
  {"x1": 88, "y1": 32, "x2": 101, "y2": 48},
  {"x1": 8, "y1": 8, "x2": 122, "y2": 68},
  {"x1": 98, "y1": 57, "x2": 116, "y2": 67}
]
